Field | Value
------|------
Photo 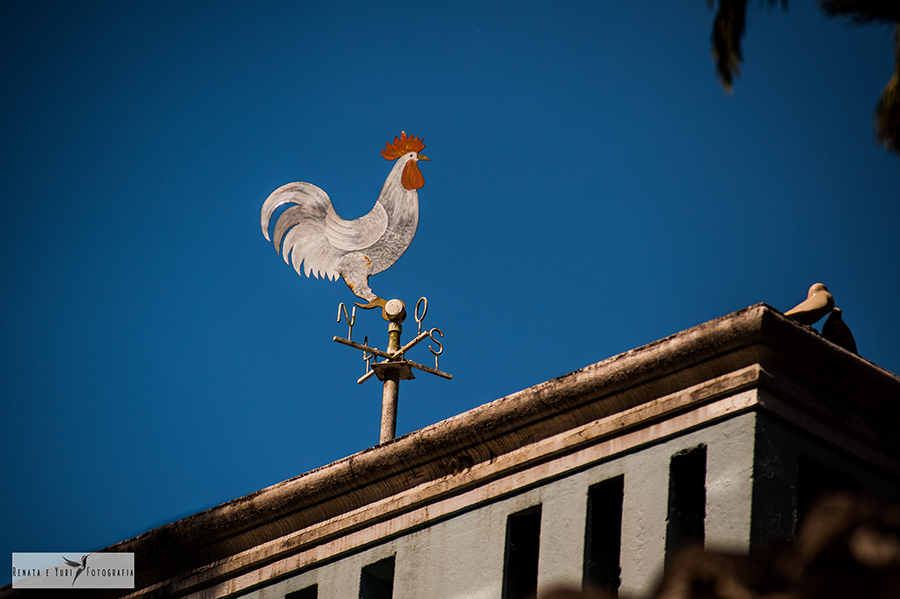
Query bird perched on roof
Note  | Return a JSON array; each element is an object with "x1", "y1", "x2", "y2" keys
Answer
[
  {"x1": 822, "y1": 307, "x2": 858, "y2": 354},
  {"x1": 784, "y1": 283, "x2": 835, "y2": 326},
  {"x1": 261, "y1": 132, "x2": 429, "y2": 314}
]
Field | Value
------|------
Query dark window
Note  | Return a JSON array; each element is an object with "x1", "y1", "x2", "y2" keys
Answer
[
  {"x1": 502, "y1": 505, "x2": 542, "y2": 599},
  {"x1": 287, "y1": 584, "x2": 317, "y2": 599},
  {"x1": 359, "y1": 556, "x2": 395, "y2": 599},
  {"x1": 797, "y1": 454, "x2": 860, "y2": 526},
  {"x1": 666, "y1": 444, "x2": 707, "y2": 562},
  {"x1": 583, "y1": 475, "x2": 624, "y2": 595}
]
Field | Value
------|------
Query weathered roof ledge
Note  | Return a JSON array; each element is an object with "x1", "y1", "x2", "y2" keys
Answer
[{"x1": 8, "y1": 304, "x2": 898, "y2": 598}]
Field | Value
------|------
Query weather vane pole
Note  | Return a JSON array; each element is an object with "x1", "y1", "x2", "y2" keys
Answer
[
  {"x1": 260, "y1": 132, "x2": 451, "y2": 444},
  {"x1": 334, "y1": 297, "x2": 450, "y2": 443}
]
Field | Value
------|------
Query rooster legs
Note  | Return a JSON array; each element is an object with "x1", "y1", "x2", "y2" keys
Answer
[
  {"x1": 340, "y1": 272, "x2": 385, "y2": 310},
  {"x1": 354, "y1": 296, "x2": 387, "y2": 310},
  {"x1": 339, "y1": 254, "x2": 394, "y2": 317},
  {"x1": 342, "y1": 275, "x2": 384, "y2": 307},
  {"x1": 349, "y1": 285, "x2": 388, "y2": 318}
]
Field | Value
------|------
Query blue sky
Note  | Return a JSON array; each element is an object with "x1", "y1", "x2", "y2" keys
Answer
[{"x1": 2, "y1": 0, "x2": 898, "y2": 586}]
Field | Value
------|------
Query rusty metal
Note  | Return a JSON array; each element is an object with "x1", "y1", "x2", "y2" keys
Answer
[
  {"x1": 415, "y1": 297, "x2": 428, "y2": 335},
  {"x1": 399, "y1": 356, "x2": 451, "y2": 380},
  {"x1": 380, "y1": 375, "x2": 399, "y2": 443},
  {"x1": 372, "y1": 361, "x2": 416, "y2": 381},
  {"x1": 332, "y1": 327, "x2": 452, "y2": 380},
  {"x1": 337, "y1": 303, "x2": 356, "y2": 341},
  {"x1": 429, "y1": 328, "x2": 445, "y2": 371},
  {"x1": 398, "y1": 330, "x2": 430, "y2": 356},
  {"x1": 357, "y1": 368, "x2": 377, "y2": 385},
  {"x1": 333, "y1": 336, "x2": 394, "y2": 361},
  {"x1": 332, "y1": 296, "x2": 452, "y2": 444}
]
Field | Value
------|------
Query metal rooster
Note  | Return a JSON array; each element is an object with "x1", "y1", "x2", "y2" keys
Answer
[{"x1": 261, "y1": 132, "x2": 429, "y2": 312}]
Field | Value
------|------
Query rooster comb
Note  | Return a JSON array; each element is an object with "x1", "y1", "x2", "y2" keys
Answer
[{"x1": 381, "y1": 131, "x2": 425, "y2": 160}]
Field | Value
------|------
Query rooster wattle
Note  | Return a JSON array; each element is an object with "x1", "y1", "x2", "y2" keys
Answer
[{"x1": 261, "y1": 132, "x2": 429, "y2": 312}]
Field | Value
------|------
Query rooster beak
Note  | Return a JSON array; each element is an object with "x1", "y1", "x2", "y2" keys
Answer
[{"x1": 417, "y1": 154, "x2": 430, "y2": 161}]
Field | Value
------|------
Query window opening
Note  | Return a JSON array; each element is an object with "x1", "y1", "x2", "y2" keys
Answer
[
  {"x1": 287, "y1": 584, "x2": 317, "y2": 599},
  {"x1": 583, "y1": 475, "x2": 624, "y2": 595},
  {"x1": 502, "y1": 505, "x2": 542, "y2": 599},
  {"x1": 359, "y1": 555, "x2": 395, "y2": 599},
  {"x1": 666, "y1": 444, "x2": 707, "y2": 563}
]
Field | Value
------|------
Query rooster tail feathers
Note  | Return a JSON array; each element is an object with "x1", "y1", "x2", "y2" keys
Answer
[
  {"x1": 272, "y1": 205, "x2": 303, "y2": 255},
  {"x1": 261, "y1": 182, "x2": 343, "y2": 281},
  {"x1": 283, "y1": 222, "x2": 324, "y2": 276},
  {"x1": 261, "y1": 182, "x2": 329, "y2": 240},
  {"x1": 261, "y1": 185, "x2": 293, "y2": 241}
]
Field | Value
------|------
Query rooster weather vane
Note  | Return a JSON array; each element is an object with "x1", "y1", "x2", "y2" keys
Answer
[{"x1": 261, "y1": 132, "x2": 451, "y2": 444}]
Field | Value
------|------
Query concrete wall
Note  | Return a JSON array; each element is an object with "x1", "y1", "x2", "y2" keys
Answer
[
  {"x1": 751, "y1": 403, "x2": 900, "y2": 549},
  {"x1": 252, "y1": 411, "x2": 758, "y2": 599}
]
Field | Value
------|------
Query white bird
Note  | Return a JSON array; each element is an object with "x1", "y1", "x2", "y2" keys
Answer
[
  {"x1": 822, "y1": 307, "x2": 858, "y2": 354},
  {"x1": 261, "y1": 132, "x2": 429, "y2": 312},
  {"x1": 784, "y1": 283, "x2": 835, "y2": 325}
]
